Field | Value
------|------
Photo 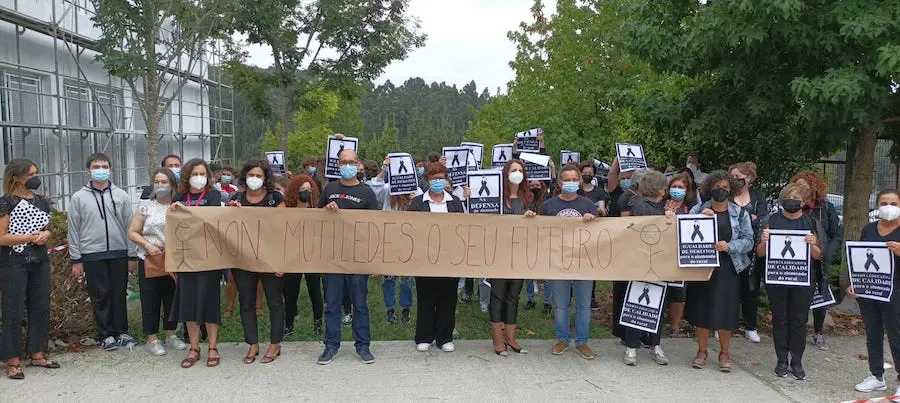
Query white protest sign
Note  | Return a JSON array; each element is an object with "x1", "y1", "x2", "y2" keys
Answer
[
  {"x1": 561, "y1": 150, "x2": 581, "y2": 165},
  {"x1": 265, "y1": 151, "x2": 285, "y2": 174},
  {"x1": 515, "y1": 128, "x2": 542, "y2": 152},
  {"x1": 442, "y1": 146, "x2": 471, "y2": 187},
  {"x1": 388, "y1": 152, "x2": 418, "y2": 195},
  {"x1": 810, "y1": 285, "x2": 836, "y2": 309},
  {"x1": 619, "y1": 281, "x2": 667, "y2": 334},
  {"x1": 765, "y1": 229, "x2": 812, "y2": 286},
  {"x1": 467, "y1": 170, "x2": 503, "y2": 214},
  {"x1": 325, "y1": 136, "x2": 359, "y2": 179},
  {"x1": 520, "y1": 152, "x2": 551, "y2": 181},
  {"x1": 847, "y1": 241, "x2": 894, "y2": 303},
  {"x1": 461, "y1": 142, "x2": 484, "y2": 169},
  {"x1": 492, "y1": 143, "x2": 514, "y2": 168},
  {"x1": 615, "y1": 143, "x2": 647, "y2": 172},
  {"x1": 676, "y1": 214, "x2": 720, "y2": 267}
]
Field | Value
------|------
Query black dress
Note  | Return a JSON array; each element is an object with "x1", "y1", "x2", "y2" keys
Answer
[
  {"x1": 173, "y1": 190, "x2": 224, "y2": 325},
  {"x1": 686, "y1": 211, "x2": 740, "y2": 331}
]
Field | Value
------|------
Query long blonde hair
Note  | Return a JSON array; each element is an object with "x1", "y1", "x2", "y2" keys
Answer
[{"x1": 3, "y1": 158, "x2": 35, "y2": 195}]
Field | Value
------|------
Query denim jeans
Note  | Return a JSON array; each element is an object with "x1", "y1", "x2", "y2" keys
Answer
[
  {"x1": 550, "y1": 280, "x2": 592, "y2": 346},
  {"x1": 525, "y1": 280, "x2": 552, "y2": 304},
  {"x1": 382, "y1": 276, "x2": 413, "y2": 309},
  {"x1": 323, "y1": 274, "x2": 370, "y2": 351}
]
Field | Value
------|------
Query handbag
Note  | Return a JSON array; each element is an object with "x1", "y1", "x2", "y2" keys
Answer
[{"x1": 144, "y1": 252, "x2": 168, "y2": 278}]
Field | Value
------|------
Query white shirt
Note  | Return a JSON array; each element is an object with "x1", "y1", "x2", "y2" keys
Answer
[
  {"x1": 136, "y1": 199, "x2": 168, "y2": 260},
  {"x1": 423, "y1": 190, "x2": 451, "y2": 213}
]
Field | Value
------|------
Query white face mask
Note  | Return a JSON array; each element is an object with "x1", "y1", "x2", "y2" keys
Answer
[
  {"x1": 879, "y1": 205, "x2": 900, "y2": 221},
  {"x1": 246, "y1": 176, "x2": 264, "y2": 191},
  {"x1": 508, "y1": 171, "x2": 524, "y2": 185},
  {"x1": 189, "y1": 175, "x2": 207, "y2": 190}
]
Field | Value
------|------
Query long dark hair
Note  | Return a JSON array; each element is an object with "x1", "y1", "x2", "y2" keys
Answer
[
  {"x1": 502, "y1": 159, "x2": 532, "y2": 209},
  {"x1": 3, "y1": 158, "x2": 36, "y2": 195},
  {"x1": 178, "y1": 158, "x2": 213, "y2": 195},
  {"x1": 240, "y1": 158, "x2": 275, "y2": 192}
]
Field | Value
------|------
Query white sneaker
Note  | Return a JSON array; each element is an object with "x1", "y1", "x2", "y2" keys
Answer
[
  {"x1": 166, "y1": 335, "x2": 188, "y2": 351},
  {"x1": 440, "y1": 342, "x2": 455, "y2": 352},
  {"x1": 714, "y1": 331, "x2": 720, "y2": 342},
  {"x1": 416, "y1": 343, "x2": 430, "y2": 352},
  {"x1": 649, "y1": 346, "x2": 668, "y2": 365},
  {"x1": 623, "y1": 347, "x2": 637, "y2": 366},
  {"x1": 746, "y1": 330, "x2": 761, "y2": 344},
  {"x1": 895, "y1": 385, "x2": 900, "y2": 397},
  {"x1": 145, "y1": 339, "x2": 166, "y2": 356},
  {"x1": 855, "y1": 375, "x2": 887, "y2": 392}
]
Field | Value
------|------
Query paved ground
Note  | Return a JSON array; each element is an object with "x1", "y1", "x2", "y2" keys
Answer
[{"x1": 0, "y1": 336, "x2": 897, "y2": 402}]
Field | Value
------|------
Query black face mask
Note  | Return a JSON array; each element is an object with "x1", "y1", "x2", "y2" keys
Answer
[
  {"x1": 356, "y1": 172, "x2": 366, "y2": 181},
  {"x1": 24, "y1": 176, "x2": 41, "y2": 190},
  {"x1": 733, "y1": 178, "x2": 746, "y2": 188},
  {"x1": 582, "y1": 175, "x2": 593, "y2": 184},
  {"x1": 711, "y1": 188, "x2": 729, "y2": 202},
  {"x1": 530, "y1": 188, "x2": 543, "y2": 198},
  {"x1": 781, "y1": 199, "x2": 802, "y2": 213},
  {"x1": 298, "y1": 190, "x2": 311, "y2": 203}
]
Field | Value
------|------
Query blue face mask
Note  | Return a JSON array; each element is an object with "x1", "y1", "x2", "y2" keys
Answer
[
  {"x1": 620, "y1": 179, "x2": 632, "y2": 190},
  {"x1": 170, "y1": 167, "x2": 181, "y2": 180},
  {"x1": 417, "y1": 167, "x2": 425, "y2": 177},
  {"x1": 561, "y1": 181, "x2": 580, "y2": 194},
  {"x1": 307, "y1": 167, "x2": 317, "y2": 174},
  {"x1": 220, "y1": 175, "x2": 232, "y2": 184},
  {"x1": 91, "y1": 168, "x2": 111, "y2": 182},
  {"x1": 340, "y1": 164, "x2": 358, "y2": 180},
  {"x1": 669, "y1": 188, "x2": 686, "y2": 200},
  {"x1": 429, "y1": 179, "x2": 446, "y2": 194}
]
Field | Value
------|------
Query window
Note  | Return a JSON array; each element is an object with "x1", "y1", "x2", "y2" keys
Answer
[
  {"x1": 132, "y1": 98, "x2": 171, "y2": 134},
  {"x1": 94, "y1": 90, "x2": 121, "y2": 129},
  {"x1": 64, "y1": 84, "x2": 92, "y2": 127},
  {"x1": 2, "y1": 73, "x2": 44, "y2": 165}
]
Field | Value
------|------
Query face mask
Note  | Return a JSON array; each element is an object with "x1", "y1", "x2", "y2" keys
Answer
[
  {"x1": 733, "y1": 178, "x2": 746, "y2": 188},
  {"x1": 531, "y1": 188, "x2": 543, "y2": 198},
  {"x1": 24, "y1": 176, "x2": 41, "y2": 190},
  {"x1": 220, "y1": 175, "x2": 232, "y2": 184},
  {"x1": 298, "y1": 190, "x2": 311, "y2": 203},
  {"x1": 340, "y1": 164, "x2": 358, "y2": 180},
  {"x1": 879, "y1": 205, "x2": 900, "y2": 221},
  {"x1": 561, "y1": 181, "x2": 580, "y2": 194},
  {"x1": 307, "y1": 167, "x2": 317, "y2": 174},
  {"x1": 710, "y1": 188, "x2": 729, "y2": 202},
  {"x1": 154, "y1": 185, "x2": 170, "y2": 198},
  {"x1": 189, "y1": 175, "x2": 207, "y2": 190},
  {"x1": 170, "y1": 167, "x2": 181, "y2": 180},
  {"x1": 91, "y1": 168, "x2": 111, "y2": 182},
  {"x1": 781, "y1": 199, "x2": 802, "y2": 213},
  {"x1": 582, "y1": 174, "x2": 593, "y2": 184},
  {"x1": 417, "y1": 167, "x2": 425, "y2": 177},
  {"x1": 246, "y1": 177, "x2": 264, "y2": 191},
  {"x1": 687, "y1": 164, "x2": 698, "y2": 171},
  {"x1": 669, "y1": 188, "x2": 686, "y2": 200},
  {"x1": 620, "y1": 179, "x2": 632, "y2": 190},
  {"x1": 429, "y1": 179, "x2": 446, "y2": 194},
  {"x1": 357, "y1": 172, "x2": 366, "y2": 182},
  {"x1": 508, "y1": 171, "x2": 524, "y2": 185}
]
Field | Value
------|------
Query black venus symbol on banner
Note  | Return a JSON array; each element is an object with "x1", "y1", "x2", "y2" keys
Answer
[
  {"x1": 638, "y1": 285, "x2": 651, "y2": 305},
  {"x1": 865, "y1": 249, "x2": 881, "y2": 271},
  {"x1": 499, "y1": 149, "x2": 507, "y2": 161},
  {"x1": 626, "y1": 147, "x2": 636, "y2": 157},
  {"x1": 478, "y1": 177, "x2": 490, "y2": 196},
  {"x1": 398, "y1": 159, "x2": 408, "y2": 174},
  {"x1": 781, "y1": 236, "x2": 795, "y2": 258},
  {"x1": 691, "y1": 220, "x2": 704, "y2": 242}
]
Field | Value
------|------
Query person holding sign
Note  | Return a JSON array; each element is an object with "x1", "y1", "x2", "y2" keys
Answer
[
  {"x1": 757, "y1": 183, "x2": 822, "y2": 380},
  {"x1": 488, "y1": 160, "x2": 534, "y2": 356},
  {"x1": 729, "y1": 162, "x2": 769, "y2": 344},
  {"x1": 849, "y1": 190, "x2": 900, "y2": 394},
  {"x1": 409, "y1": 162, "x2": 467, "y2": 354},
  {"x1": 537, "y1": 165, "x2": 599, "y2": 360},
  {"x1": 282, "y1": 175, "x2": 324, "y2": 337},
  {"x1": 685, "y1": 171, "x2": 754, "y2": 373}
]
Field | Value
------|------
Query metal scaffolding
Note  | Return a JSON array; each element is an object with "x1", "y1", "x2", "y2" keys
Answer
[{"x1": 0, "y1": 0, "x2": 235, "y2": 210}]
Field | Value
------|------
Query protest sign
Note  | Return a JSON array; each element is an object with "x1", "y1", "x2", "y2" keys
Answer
[
  {"x1": 266, "y1": 151, "x2": 285, "y2": 174},
  {"x1": 615, "y1": 143, "x2": 647, "y2": 172},
  {"x1": 847, "y1": 241, "x2": 894, "y2": 302},
  {"x1": 619, "y1": 281, "x2": 667, "y2": 334},
  {"x1": 461, "y1": 142, "x2": 484, "y2": 169},
  {"x1": 442, "y1": 146, "x2": 471, "y2": 186},
  {"x1": 492, "y1": 144, "x2": 514, "y2": 168},
  {"x1": 765, "y1": 229, "x2": 812, "y2": 286},
  {"x1": 388, "y1": 153, "x2": 418, "y2": 195},
  {"x1": 676, "y1": 214, "x2": 719, "y2": 267},
  {"x1": 325, "y1": 136, "x2": 359, "y2": 179},
  {"x1": 810, "y1": 286, "x2": 836, "y2": 309},
  {"x1": 520, "y1": 152, "x2": 551, "y2": 181},
  {"x1": 561, "y1": 150, "x2": 581, "y2": 165},
  {"x1": 467, "y1": 170, "x2": 503, "y2": 214},
  {"x1": 515, "y1": 128, "x2": 541, "y2": 152}
]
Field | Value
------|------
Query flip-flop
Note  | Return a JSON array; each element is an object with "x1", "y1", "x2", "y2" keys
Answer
[{"x1": 28, "y1": 358, "x2": 60, "y2": 369}]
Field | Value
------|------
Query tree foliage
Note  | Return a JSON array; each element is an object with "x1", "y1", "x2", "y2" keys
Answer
[{"x1": 260, "y1": 89, "x2": 340, "y2": 169}]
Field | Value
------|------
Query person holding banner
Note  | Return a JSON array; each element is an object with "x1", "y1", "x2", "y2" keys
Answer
[
  {"x1": 849, "y1": 190, "x2": 900, "y2": 394},
  {"x1": 282, "y1": 175, "x2": 324, "y2": 337},
  {"x1": 730, "y1": 162, "x2": 769, "y2": 344},
  {"x1": 757, "y1": 183, "x2": 822, "y2": 380},
  {"x1": 610, "y1": 168, "x2": 648, "y2": 343},
  {"x1": 686, "y1": 170, "x2": 754, "y2": 373},
  {"x1": 409, "y1": 162, "x2": 467, "y2": 353},
  {"x1": 524, "y1": 180, "x2": 553, "y2": 313}
]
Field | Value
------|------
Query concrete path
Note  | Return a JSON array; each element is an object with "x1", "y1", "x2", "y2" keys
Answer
[{"x1": 0, "y1": 337, "x2": 896, "y2": 402}]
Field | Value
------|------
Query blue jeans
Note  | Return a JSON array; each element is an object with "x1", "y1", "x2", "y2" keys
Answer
[
  {"x1": 382, "y1": 276, "x2": 413, "y2": 309},
  {"x1": 323, "y1": 274, "x2": 370, "y2": 351},
  {"x1": 550, "y1": 280, "x2": 592, "y2": 346},
  {"x1": 525, "y1": 280, "x2": 552, "y2": 304}
]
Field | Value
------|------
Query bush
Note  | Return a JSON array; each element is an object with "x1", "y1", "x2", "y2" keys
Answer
[{"x1": 48, "y1": 210, "x2": 95, "y2": 342}]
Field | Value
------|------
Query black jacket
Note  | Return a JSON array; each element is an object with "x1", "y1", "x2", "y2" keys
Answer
[{"x1": 410, "y1": 192, "x2": 466, "y2": 213}]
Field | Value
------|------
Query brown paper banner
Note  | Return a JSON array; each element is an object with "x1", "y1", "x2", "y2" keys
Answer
[{"x1": 165, "y1": 207, "x2": 713, "y2": 281}]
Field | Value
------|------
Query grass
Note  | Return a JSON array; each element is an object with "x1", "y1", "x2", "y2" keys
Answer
[{"x1": 128, "y1": 277, "x2": 614, "y2": 343}]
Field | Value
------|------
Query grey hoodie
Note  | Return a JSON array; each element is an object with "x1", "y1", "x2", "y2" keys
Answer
[{"x1": 67, "y1": 183, "x2": 137, "y2": 263}]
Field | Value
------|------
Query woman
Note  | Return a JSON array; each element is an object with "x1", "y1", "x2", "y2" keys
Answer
[
  {"x1": 525, "y1": 179, "x2": 552, "y2": 313},
  {"x1": 410, "y1": 162, "x2": 466, "y2": 353},
  {"x1": 730, "y1": 162, "x2": 769, "y2": 344},
  {"x1": 490, "y1": 160, "x2": 533, "y2": 356},
  {"x1": 686, "y1": 170, "x2": 754, "y2": 372},
  {"x1": 622, "y1": 170, "x2": 670, "y2": 366},
  {"x1": 128, "y1": 168, "x2": 188, "y2": 356},
  {"x1": 757, "y1": 183, "x2": 822, "y2": 380},
  {"x1": 171, "y1": 158, "x2": 224, "y2": 368},
  {"x1": 664, "y1": 172, "x2": 696, "y2": 337},
  {"x1": 790, "y1": 171, "x2": 841, "y2": 350},
  {"x1": 282, "y1": 174, "x2": 325, "y2": 336},
  {"x1": 0, "y1": 159, "x2": 57, "y2": 379},
  {"x1": 850, "y1": 189, "x2": 900, "y2": 394},
  {"x1": 228, "y1": 158, "x2": 286, "y2": 364}
]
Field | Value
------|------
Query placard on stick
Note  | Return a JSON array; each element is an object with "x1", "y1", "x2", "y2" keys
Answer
[
  {"x1": 676, "y1": 214, "x2": 720, "y2": 267},
  {"x1": 467, "y1": 170, "x2": 503, "y2": 214},
  {"x1": 461, "y1": 142, "x2": 484, "y2": 169},
  {"x1": 615, "y1": 143, "x2": 647, "y2": 173},
  {"x1": 765, "y1": 229, "x2": 812, "y2": 286},
  {"x1": 515, "y1": 128, "x2": 542, "y2": 152},
  {"x1": 619, "y1": 281, "x2": 667, "y2": 334},
  {"x1": 561, "y1": 150, "x2": 581, "y2": 165},
  {"x1": 443, "y1": 146, "x2": 471, "y2": 186},
  {"x1": 265, "y1": 151, "x2": 285, "y2": 174},
  {"x1": 325, "y1": 136, "x2": 359, "y2": 179},
  {"x1": 388, "y1": 153, "x2": 418, "y2": 195},
  {"x1": 492, "y1": 144, "x2": 514, "y2": 169},
  {"x1": 847, "y1": 241, "x2": 895, "y2": 303}
]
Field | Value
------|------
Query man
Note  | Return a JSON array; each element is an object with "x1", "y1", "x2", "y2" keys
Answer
[
  {"x1": 68, "y1": 153, "x2": 138, "y2": 351},
  {"x1": 317, "y1": 149, "x2": 379, "y2": 365},
  {"x1": 537, "y1": 164, "x2": 598, "y2": 360},
  {"x1": 140, "y1": 154, "x2": 181, "y2": 199},
  {"x1": 686, "y1": 153, "x2": 709, "y2": 187}
]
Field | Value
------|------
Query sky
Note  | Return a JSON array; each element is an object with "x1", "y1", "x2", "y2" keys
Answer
[{"x1": 243, "y1": 0, "x2": 556, "y2": 95}]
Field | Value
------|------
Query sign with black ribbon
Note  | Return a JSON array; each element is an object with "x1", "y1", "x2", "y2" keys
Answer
[
  {"x1": 467, "y1": 170, "x2": 503, "y2": 214},
  {"x1": 765, "y1": 229, "x2": 812, "y2": 286},
  {"x1": 847, "y1": 241, "x2": 894, "y2": 303},
  {"x1": 676, "y1": 214, "x2": 719, "y2": 267},
  {"x1": 442, "y1": 146, "x2": 471, "y2": 186},
  {"x1": 615, "y1": 143, "x2": 647, "y2": 173},
  {"x1": 515, "y1": 128, "x2": 541, "y2": 152},
  {"x1": 325, "y1": 136, "x2": 359, "y2": 179},
  {"x1": 388, "y1": 152, "x2": 418, "y2": 195},
  {"x1": 619, "y1": 281, "x2": 667, "y2": 334},
  {"x1": 492, "y1": 144, "x2": 514, "y2": 168},
  {"x1": 561, "y1": 150, "x2": 580, "y2": 165}
]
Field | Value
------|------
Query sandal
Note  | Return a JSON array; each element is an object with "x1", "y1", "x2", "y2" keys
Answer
[
  {"x1": 29, "y1": 356, "x2": 60, "y2": 369},
  {"x1": 207, "y1": 347, "x2": 220, "y2": 367},
  {"x1": 6, "y1": 364, "x2": 24, "y2": 380},
  {"x1": 691, "y1": 350, "x2": 708, "y2": 369},
  {"x1": 719, "y1": 353, "x2": 732, "y2": 373},
  {"x1": 181, "y1": 348, "x2": 200, "y2": 369},
  {"x1": 224, "y1": 309, "x2": 233, "y2": 318},
  {"x1": 243, "y1": 345, "x2": 259, "y2": 365},
  {"x1": 260, "y1": 346, "x2": 282, "y2": 364}
]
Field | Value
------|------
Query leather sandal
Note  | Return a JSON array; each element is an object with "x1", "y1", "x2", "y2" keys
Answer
[
  {"x1": 207, "y1": 348, "x2": 220, "y2": 367},
  {"x1": 29, "y1": 355, "x2": 60, "y2": 369},
  {"x1": 691, "y1": 350, "x2": 708, "y2": 369},
  {"x1": 260, "y1": 346, "x2": 281, "y2": 364},
  {"x1": 6, "y1": 364, "x2": 24, "y2": 380},
  {"x1": 181, "y1": 348, "x2": 200, "y2": 369},
  {"x1": 719, "y1": 353, "x2": 732, "y2": 373},
  {"x1": 243, "y1": 346, "x2": 259, "y2": 365}
]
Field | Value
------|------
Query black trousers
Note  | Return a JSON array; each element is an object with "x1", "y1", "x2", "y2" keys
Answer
[
  {"x1": 739, "y1": 267, "x2": 761, "y2": 330},
  {"x1": 415, "y1": 277, "x2": 458, "y2": 345},
  {"x1": 138, "y1": 261, "x2": 177, "y2": 335},
  {"x1": 84, "y1": 258, "x2": 130, "y2": 340},
  {"x1": 810, "y1": 265, "x2": 826, "y2": 333},
  {"x1": 233, "y1": 269, "x2": 285, "y2": 344},
  {"x1": 0, "y1": 255, "x2": 51, "y2": 361},
  {"x1": 283, "y1": 273, "x2": 324, "y2": 326},
  {"x1": 858, "y1": 297, "x2": 900, "y2": 378},
  {"x1": 489, "y1": 279, "x2": 523, "y2": 324},
  {"x1": 767, "y1": 285, "x2": 815, "y2": 365}
]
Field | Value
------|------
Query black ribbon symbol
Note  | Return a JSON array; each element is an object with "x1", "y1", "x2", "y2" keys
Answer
[
  {"x1": 690, "y1": 221, "x2": 704, "y2": 242},
  {"x1": 338, "y1": 142, "x2": 345, "y2": 154},
  {"x1": 567, "y1": 154, "x2": 574, "y2": 163},
  {"x1": 864, "y1": 249, "x2": 881, "y2": 272},
  {"x1": 478, "y1": 177, "x2": 490, "y2": 196},
  {"x1": 637, "y1": 285, "x2": 651, "y2": 305},
  {"x1": 452, "y1": 153, "x2": 461, "y2": 166},
  {"x1": 781, "y1": 236, "x2": 796, "y2": 258},
  {"x1": 626, "y1": 147, "x2": 635, "y2": 157},
  {"x1": 499, "y1": 150, "x2": 507, "y2": 161},
  {"x1": 398, "y1": 160, "x2": 408, "y2": 174}
]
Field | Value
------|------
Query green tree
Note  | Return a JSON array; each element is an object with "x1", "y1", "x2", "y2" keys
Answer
[
  {"x1": 91, "y1": 0, "x2": 233, "y2": 172},
  {"x1": 261, "y1": 89, "x2": 339, "y2": 169}
]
